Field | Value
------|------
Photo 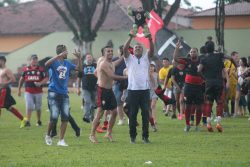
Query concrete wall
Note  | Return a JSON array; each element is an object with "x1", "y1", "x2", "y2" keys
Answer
[{"x1": 191, "y1": 15, "x2": 250, "y2": 29}]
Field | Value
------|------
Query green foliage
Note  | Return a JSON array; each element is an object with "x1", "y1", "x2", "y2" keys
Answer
[
  {"x1": 0, "y1": 93, "x2": 250, "y2": 167},
  {"x1": 0, "y1": 0, "x2": 19, "y2": 7}
]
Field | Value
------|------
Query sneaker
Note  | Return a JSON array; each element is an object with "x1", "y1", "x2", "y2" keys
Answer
[
  {"x1": 216, "y1": 124, "x2": 223, "y2": 133},
  {"x1": 96, "y1": 126, "x2": 104, "y2": 133},
  {"x1": 89, "y1": 135, "x2": 98, "y2": 143},
  {"x1": 142, "y1": 137, "x2": 151, "y2": 144},
  {"x1": 104, "y1": 133, "x2": 114, "y2": 142},
  {"x1": 25, "y1": 121, "x2": 31, "y2": 127},
  {"x1": 75, "y1": 128, "x2": 81, "y2": 137},
  {"x1": 82, "y1": 117, "x2": 90, "y2": 123},
  {"x1": 57, "y1": 139, "x2": 68, "y2": 147},
  {"x1": 36, "y1": 120, "x2": 42, "y2": 126},
  {"x1": 117, "y1": 119, "x2": 125, "y2": 126},
  {"x1": 130, "y1": 138, "x2": 136, "y2": 144},
  {"x1": 184, "y1": 125, "x2": 191, "y2": 132},
  {"x1": 45, "y1": 135, "x2": 52, "y2": 146},
  {"x1": 171, "y1": 113, "x2": 177, "y2": 119},
  {"x1": 151, "y1": 125, "x2": 157, "y2": 132},
  {"x1": 20, "y1": 117, "x2": 27, "y2": 128},
  {"x1": 207, "y1": 124, "x2": 214, "y2": 132}
]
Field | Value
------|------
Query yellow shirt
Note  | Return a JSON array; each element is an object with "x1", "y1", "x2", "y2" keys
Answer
[
  {"x1": 224, "y1": 59, "x2": 237, "y2": 86},
  {"x1": 159, "y1": 65, "x2": 173, "y2": 88}
]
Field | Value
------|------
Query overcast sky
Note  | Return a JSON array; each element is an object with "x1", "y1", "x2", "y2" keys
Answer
[{"x1": 20, "y1": 0, "x2": 216, "y2": 10}]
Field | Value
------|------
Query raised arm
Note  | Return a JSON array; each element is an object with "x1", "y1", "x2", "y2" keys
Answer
[
  {"x1": 147, "y1": 36, "x2": 154, "y2": 58},
  {"x1": 73, "y1": 49, "x2": 82, "y2": 71},
  {"x1": 45, "y1": 51, "x2": 68, "y2": 68},
  {"x1": 123, "y1": 35, "x2": 133, "y2": 58},
  {"x1": 173, "y1": 40, "x2": 181, "y2": 63}
]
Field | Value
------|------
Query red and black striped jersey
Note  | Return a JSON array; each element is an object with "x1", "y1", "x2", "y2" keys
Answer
[{"x1": 21, "y1": 65, "x2": 47, "y2": 93}]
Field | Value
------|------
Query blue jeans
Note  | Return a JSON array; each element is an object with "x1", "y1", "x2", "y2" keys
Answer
[
  {"x1": 113, "y1": 83, "x2": 123, "y2": 106},
  {"x1": 48, "y1": 91, "x2": 70, "y2": 122},
  {"x1": 82, "y1": 89, "x2": 96, "y2": 120}
]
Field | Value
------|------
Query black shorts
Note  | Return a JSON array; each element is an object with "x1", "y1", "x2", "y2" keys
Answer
[
  {"x1": 97, "y1": 86, "x2": 117, "y2": 111},
  {"x1": 0, "y1": 87, "x2": 16, "y2": 109},
  {"x1": 184, "y1": 83, "x2": 204, "y2": 105},
  {"x1": 205, "y1": 85, "x2": 223, "y2": 102}
]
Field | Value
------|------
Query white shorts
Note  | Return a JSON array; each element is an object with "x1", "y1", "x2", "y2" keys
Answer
[{"x1": 24, "y1": 92, "x2": 43, "y2": 111}]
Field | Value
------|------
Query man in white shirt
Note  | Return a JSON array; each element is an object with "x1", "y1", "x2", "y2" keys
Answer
[{"x1": 123, "y1": 32, "x2": 154, "y2": 144}]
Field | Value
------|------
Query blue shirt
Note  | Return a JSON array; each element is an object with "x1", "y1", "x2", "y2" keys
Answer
[{"x1": 48, "y1": 59, "x2": 76, "y2": 95}]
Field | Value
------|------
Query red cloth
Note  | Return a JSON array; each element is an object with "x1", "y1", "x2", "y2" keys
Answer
[
  {"x1": 135, "y1": 10, "x2": 164, "y2": 48},
  {"x1": 185, "y1": 74, "x2": 203, "y2": 85}
]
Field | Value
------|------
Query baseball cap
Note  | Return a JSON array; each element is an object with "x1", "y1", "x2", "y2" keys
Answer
[{"x1": 150, "y1": 61, "x2": 156, "y2": 66}]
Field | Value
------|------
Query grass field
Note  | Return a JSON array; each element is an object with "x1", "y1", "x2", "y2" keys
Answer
[{"x1": 0, "y1": 93, "x2": 250, "y2": 167}]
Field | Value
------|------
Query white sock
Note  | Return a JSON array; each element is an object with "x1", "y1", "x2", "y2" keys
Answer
[{"x1": 217, "y1": 116, "x2": 222, "y2": 124}]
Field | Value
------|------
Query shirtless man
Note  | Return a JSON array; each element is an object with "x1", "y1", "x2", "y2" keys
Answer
[
  {"x1": 89, "y1": 46, "x2": 127, "y2": 143},
  {"x1": 0, "y1": 56, "x2": 27, "y2": 128}
]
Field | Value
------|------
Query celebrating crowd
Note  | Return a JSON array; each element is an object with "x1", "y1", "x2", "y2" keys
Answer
[{"x1": 1, "y1": 30, "x2": 250, "y2": 147}]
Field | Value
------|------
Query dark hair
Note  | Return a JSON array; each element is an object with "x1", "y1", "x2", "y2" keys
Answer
[
  {"x1": 101, "y1": 45, "x2": 113, "y2": 56},
  {"x1": 0, "y1": 56, "x2": 6, "y2": 63},
  {"x1": 240, "y1": 57, "x2": 248, "y2": 67},
  {"x1": 205, "y1": 41, "x2": 214, "y2": 53},
  {"x1": 162, "y1": 57, "x2": 169, "y2": 61},
  {"x1": 56, "y1": 45, "x2": 66, "y2": 55},
  {"x1": 231, "y1": 51, "x2": 238, "y2": 57},
  {"x1": 200, "y1": 46, "x2": 206, "y2": 54}
]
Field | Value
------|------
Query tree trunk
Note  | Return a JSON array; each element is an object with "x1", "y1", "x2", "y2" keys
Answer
[
  {"x1": 163, "y1": 0, "x2": 181, "y2": 27},
  {"x1": 79, "y1": 41, "x2": 92, "y2": 57}
]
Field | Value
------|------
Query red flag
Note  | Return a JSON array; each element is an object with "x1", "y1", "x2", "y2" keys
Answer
[{"x1": 135, "y1": 10, "x2": 164, "y2": 48}]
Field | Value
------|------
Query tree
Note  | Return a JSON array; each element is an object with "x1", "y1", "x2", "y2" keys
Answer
[
  {"x1": 215, "y1": 0, "x2": 250, "y2": 52},
  {"x1": 140, "y1": 0, "x2": 191, "y2": 27},
  {"x1": 215, "y1": 0, "x2": 225, "y2": 52},
  {"x1": 0, "y1": 0, "x2": 19, "y2": 7},
  {"x1": 47, "y1": 0, "x2": 111, "y2": 55}
]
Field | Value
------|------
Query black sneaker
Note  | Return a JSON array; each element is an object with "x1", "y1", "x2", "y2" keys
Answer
[
  {"x1": 25, "y1": 121, "x2": 31, "y2": 127},
  {"x1": 83, "y1": 117, "x2": 90, "y2": 123},
  {"x1": 36, "y1": 120, "x2": 42, "y2": 126},
  {"x1": 130, "y1": 138, "x2": 136, "y2": 144},
  {"x1": 75, "y1": 128, "x2": 81, "y2": 137},
  {"x1": 142, "y1": 137, "x2": 151, "y2": 144}
]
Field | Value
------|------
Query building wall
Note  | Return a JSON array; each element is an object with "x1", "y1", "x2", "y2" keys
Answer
[
  {"x1": 175, "y1": 29, "x2": 250, "y2": 57},
  {"x1": 192, "y1": 15, "x2": 250, "y2": 29},
  {"x1": 0, "y1": 34, "x2": 44, "y2": 53}
]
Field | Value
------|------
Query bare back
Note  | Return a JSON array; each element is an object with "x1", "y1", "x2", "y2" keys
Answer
[{"x1": 98, "y1": 60, "x2": 115, "y2": 89}]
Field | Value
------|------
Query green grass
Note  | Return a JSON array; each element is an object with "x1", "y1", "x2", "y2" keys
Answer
[{"x1": 0, "y1": 93, "x2": 250, "y2": 167}]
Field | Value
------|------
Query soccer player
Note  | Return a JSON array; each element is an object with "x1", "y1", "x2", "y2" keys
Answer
[
  {"x1": 173, "y1": 41, "x2": 203, "y2": 132},
  {"x1": 198, "y1": 41, "x2": 232, "y2": 132},
  {"x1": 44, "y1": 45, "x2": 82, "y2": 146},
  {"x1": 0, "y1": 56, "x2": 27, "y2": 128},
  {"x1": 89, "y1": 46, "x2": 127, "y2": 143},
  {"x1": 18, "y1": 54, "x2": 48, "y2": 127}
]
